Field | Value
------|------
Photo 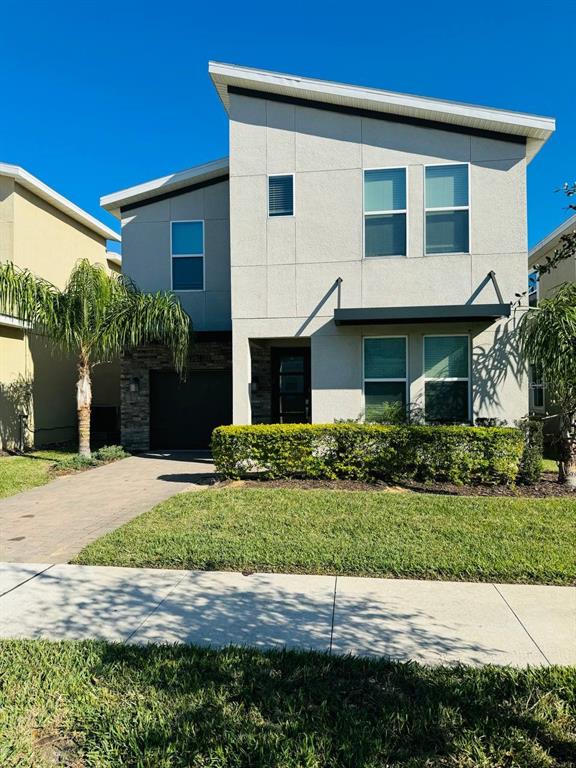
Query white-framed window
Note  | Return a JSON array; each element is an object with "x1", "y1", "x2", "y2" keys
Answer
[
  {"x1": 363, "y1": 336, "x2": 408, "y2": 421},
  {"x1": 530, "y1": 364, "x2": 545, "y2": 410},
  {"x1": 171, "y1": 221, "x2": 204, "y2": 291},
  {"x1": 268, "y1": 174, "x2": 294, "y2": 217},
  {"x1": 425, "y1": 164, "x2": 469, "y2": 255},
  {"x1": 364, "y1": 168, "x2": 407, "y2": 257},
  {"x1": 528, "y1": 271, "x2": 539, "y2": 307},
  {"x1": 424, "y1": 335, "x2": 470, "y2": 423}
]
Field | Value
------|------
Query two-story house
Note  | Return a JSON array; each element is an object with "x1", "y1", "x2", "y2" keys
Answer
[
  {"x1": 101, "y1": 63, "x2": 555, "y2": 450},
  {"x1": 1, "y1": 163, "x2": 121, "y2": 450}
]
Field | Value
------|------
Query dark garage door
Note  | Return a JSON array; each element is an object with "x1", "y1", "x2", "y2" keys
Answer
[{"x1": 149, "y1": 370, "x2": 232, "y2": 449}]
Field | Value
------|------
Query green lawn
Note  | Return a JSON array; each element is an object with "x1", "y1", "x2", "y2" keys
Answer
[
  {"x1": 75, "y1": 488, "x2": 576, "y2": 585},
  {"x1": 1, "y1": 640, "x2": 575, "y2": 768},
  {"x1": 0, "y1": 450, "x2": 73, "y2": 499}
]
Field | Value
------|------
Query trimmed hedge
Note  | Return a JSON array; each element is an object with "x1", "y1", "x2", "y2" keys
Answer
[{"x1": 211, "y1": 424, "x2": 524, "y2": 485}]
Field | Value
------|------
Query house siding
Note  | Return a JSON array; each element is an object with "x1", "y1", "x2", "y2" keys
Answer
[{"x1": 228, "y1": 93, "x2": 529, "y2": 426}]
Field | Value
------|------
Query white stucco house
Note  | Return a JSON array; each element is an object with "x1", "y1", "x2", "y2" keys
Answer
[{"x1": 101, "y1": 63, "x2": 555, "y2": 450}]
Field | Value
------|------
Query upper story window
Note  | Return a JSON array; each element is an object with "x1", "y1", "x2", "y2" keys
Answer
[
  {"x1": 528, "y1": 271, "x2": 539, "y2": 307},
  {"x1": 268, "y1": 174, "x2": 294, "y2": 217},
  {"x1": 363, "y1": 337, "x2": 407, "y2": 421},
  {"x1": 425, "y1": 164, "x2": 469, "y2": 255},
  {"x1": 364, "y1": 168, "x2": 407, "y2": 257},
  {"x1": 424, "y1": 335, "x2": 470, "y2": 423},
  {"x1": 171, "y1": 221, "x2": 204, "y2": 291}
]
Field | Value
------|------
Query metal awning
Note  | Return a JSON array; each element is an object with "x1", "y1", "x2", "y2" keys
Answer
[{"x1": 334, "y1": 303, "x2": 511, "y2": 326}]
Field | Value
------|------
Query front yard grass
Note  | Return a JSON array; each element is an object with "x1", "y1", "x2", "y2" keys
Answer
[
  {"x1": 1, "y1": 639, "x2": 575, "y2": 768},
  {"x1": 74, "y1": 488, "x2": 576, "y2": 585},
  {"x1": 0, "y1": 450, "x2": 73, "y2": 499}
]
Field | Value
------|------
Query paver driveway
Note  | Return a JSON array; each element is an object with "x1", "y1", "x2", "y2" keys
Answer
[{"x1": 0, "y1": 451, "x2": 214, "y2": 563}]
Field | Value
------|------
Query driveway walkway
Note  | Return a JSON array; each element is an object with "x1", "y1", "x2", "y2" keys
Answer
[
  {"x1": 0, "y1": 452, "x2": 214, "y2": 563},
  {"x1": 1, "y1": 563, "x2": 574, "y2": 666}
]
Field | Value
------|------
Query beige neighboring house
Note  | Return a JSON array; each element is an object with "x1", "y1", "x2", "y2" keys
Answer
[
  {"x1": 527, "y1": 213, "x2": 576, "y2": 421},
  {"x1": 0, "y1": 163, "x2": 121, "y2": 450}
]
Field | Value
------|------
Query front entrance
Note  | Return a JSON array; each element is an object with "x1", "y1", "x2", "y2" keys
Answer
[{"x1": 271, "y1": 348, "x2": 311, "y2": 423}]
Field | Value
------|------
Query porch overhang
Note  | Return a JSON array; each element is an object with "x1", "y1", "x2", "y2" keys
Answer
[{"x1": 333, "y1": 303, "x2": 511, "y2": 326}]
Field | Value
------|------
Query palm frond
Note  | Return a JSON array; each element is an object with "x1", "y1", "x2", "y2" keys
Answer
[{"x1": 0, "y1": 261, "x2": 61, "y2": 332}]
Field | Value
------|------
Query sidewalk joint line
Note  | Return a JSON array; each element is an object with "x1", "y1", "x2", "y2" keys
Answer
[
  {"x1": 0, "y1": 564, "x2": 55, "y2": 599},
  {"x1": 125, "y1": 571, "x2": 191, "y2": 643},
  {"x1": 492, "y1": 584, "x2": 550, "y2": 665},
  {"x1": 329, "y1": 576, "x2": 338, "y2": 655}
]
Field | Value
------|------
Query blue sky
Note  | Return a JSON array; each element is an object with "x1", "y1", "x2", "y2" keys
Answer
[{"x1": 1, "y1": 1, "x2": 572, "y2": 250}]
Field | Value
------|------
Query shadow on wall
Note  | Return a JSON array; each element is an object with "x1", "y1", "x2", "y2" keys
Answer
[
  {"x1": 473, "y1": 319, "x2": 526, "y2": 416},
  {"x1": 0, "y1": 374, "x2": 33, "y2": 450}
]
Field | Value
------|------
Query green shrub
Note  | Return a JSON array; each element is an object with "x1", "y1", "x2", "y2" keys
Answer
[
  {"x1": 211, "y1": 424, "x2": 524, "y2": 485},
  {"x1": 517, "y1": 418, "x2": 543, "y2": 485},
  {"x1": 54, "y1": 454, "x2": 100, "y2": 472},
  {"x1": 94, "y1": 445, "x2": 129, "y2": 462}
]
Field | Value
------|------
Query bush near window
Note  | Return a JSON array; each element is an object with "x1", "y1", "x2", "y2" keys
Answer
[{"x1": 212, "y1": 424, "x2": 524, "y2": 485}]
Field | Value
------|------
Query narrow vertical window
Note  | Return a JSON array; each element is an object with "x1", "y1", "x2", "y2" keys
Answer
[
  {"x1": 528, "y1": 271, "x2": 539, "y2": 307},
  {"x1": 363, "y1": 337, "x2": 407, "y2": 421},
  {"x1": 530, "y1": 364, "x2": 545, "y2": 410},
  {"x1": 425, "y1": 164, "x2": 469, "y2": 254},
  {"x1": 171, "y1": 221, "x2": 204, "y2": 290},
  {"x1": 424, "y1": 335, "x2": 470, "y2": 422},
  {"x1": 268, "y1": 175, "x2": 294, "y2": 217},
  {"x1": 364, "y1": 168, "x2": 407, "y2": 257}
]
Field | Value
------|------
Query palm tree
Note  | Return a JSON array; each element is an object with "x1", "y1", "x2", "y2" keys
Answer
[
  {"x1": 519, "y1": 281, "x2": 576, "y2": 488},
  {"x1": 0, "y1": 259, "x2": 190, "y2": 456}
]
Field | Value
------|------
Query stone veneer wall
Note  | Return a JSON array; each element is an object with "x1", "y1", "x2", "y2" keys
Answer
[
  {"x1": 121, "y1": 334, "x2": 232, "y2": 450},
  {"x1": 249, "y1": 340, "x2": 272, "y2": 424}
]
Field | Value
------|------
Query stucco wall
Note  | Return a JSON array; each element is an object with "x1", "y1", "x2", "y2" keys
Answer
[
  {"x1": 229, "y1": 93, "x2": 529, "y2": 425},
  {"x1": 0, "y1": 183, "x2": 119, "y2": 449},
  {"x1": 120, "y1": 179, "x2": 231, "y2": 331}
]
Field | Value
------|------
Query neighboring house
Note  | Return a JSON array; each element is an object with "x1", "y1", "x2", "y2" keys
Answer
[
  {"x1": 0, "y1": 163, "x2": 121, "y2": 450},
  {"x1": 101, "y1": 63, "x2": 555, "y2": 450},
  {"x1": 527, "y1": 213, "x2": 576, "y2": 420}
]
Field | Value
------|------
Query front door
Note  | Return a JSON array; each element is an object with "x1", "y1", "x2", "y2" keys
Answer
[{"x1": 271, "y1": 348, "x2": 311, "y2": 423}]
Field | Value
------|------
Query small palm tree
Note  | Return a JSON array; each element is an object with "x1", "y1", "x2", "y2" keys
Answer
[
  {"x1": 519, "y1": 281, "x2": 576, "y2": 488},
  {"x1": 0, "y1": 259, "x2": 190, "y2": 456}
]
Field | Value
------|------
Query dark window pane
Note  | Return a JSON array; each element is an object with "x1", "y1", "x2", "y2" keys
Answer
[
  {"x1": 365, "y1": 213, "x2": 406, "y2": 257},
  {"x1": 280, "y1": 374, "x2": 304, "y2": 393},
  {"x1": 279, "y1": 356, "x2": 304, "y2": 373},
  {"x1": 364, "y1": 338, "x2": 406, "y2": 379},
  {"x1": 425, "y1": 381, "x2": 469, "y2": 423},
  {"x1": 426, "y1": 210, "x2": 469, "y2": 254},
  {"x1": 365, "y1": 381, "x2": 406, "y2": 422},
  {"x1": 172, "y1": 222, "x2": 203, "y2": 255},
  {"x1": 172, "y1": 257, "x2": 203, "y2": 290},
  {"x1": 424, "y1": 336, "x2": 469, "y2": 379}
]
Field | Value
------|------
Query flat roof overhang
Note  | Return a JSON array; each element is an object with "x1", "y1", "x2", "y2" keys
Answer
[{"x1": 334, "y1": 303, "x2": 511, "y2": 326}]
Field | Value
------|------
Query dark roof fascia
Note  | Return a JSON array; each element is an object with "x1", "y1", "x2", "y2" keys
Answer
[
  {"x1": 121, "y1": 174, "x2": 230, "y2": 214},
  {"x1": 228, "y1": 86, "x2": 527, "y2": 146}
]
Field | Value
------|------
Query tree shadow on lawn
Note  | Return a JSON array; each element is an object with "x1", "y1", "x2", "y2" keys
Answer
[{"x1": 4, "y1": 567, "x2": 575, "y2": 765}]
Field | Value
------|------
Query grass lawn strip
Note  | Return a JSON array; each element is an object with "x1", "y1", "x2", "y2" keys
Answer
[
  {"x1": 1, "y1": 640, "x2": 575, "y2": 768},
  {"x1": 0, "y1": 450, "x2": 73, "y2": 499},
  {"x1": 74, "y1": 488, "x2": 576, "y2": 585}
]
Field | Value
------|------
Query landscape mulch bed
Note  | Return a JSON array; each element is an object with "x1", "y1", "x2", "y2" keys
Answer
[{"x1": 227, "y1": 472, "x2": 575, "y2": 497}]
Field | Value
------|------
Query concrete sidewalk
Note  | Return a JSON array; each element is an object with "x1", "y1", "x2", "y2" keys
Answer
[
  {"x1": 1, "y1": 563, "x2": 574, "y2": 666},
  {"x1": 0, "y1": 452, "x2": 214, "y2": 563}
]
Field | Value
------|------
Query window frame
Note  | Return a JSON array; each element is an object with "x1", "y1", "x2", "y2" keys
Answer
[
  {"x1": 170, "y1": 220, "x2": 205, "y2": 293},
  {"x1": 423, "y1": 333, "x2": 472, "y2": 423},
  {"x1": 363, "y1": 166, "x2": 408, "y2": 259},
  {"x1": 267, "y1": 173, "x2": 295, "y2": 218},
  {"x1": 362, "y1": 335, "x2": 409, "y2": 421},
  {"x1": 424, "y1": 162, "x2": 471, "y2": 256},
  {"x1": 529, "y1": 364, "x2": 545, "y2": 412}
]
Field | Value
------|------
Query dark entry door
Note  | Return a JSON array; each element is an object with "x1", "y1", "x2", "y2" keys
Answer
[
  {"x1": 149, "y1": 370, "x2": 232, "y2": 448},
  {"x1": 272, "y1": 348, "x2": 311, "y2": 423}
]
